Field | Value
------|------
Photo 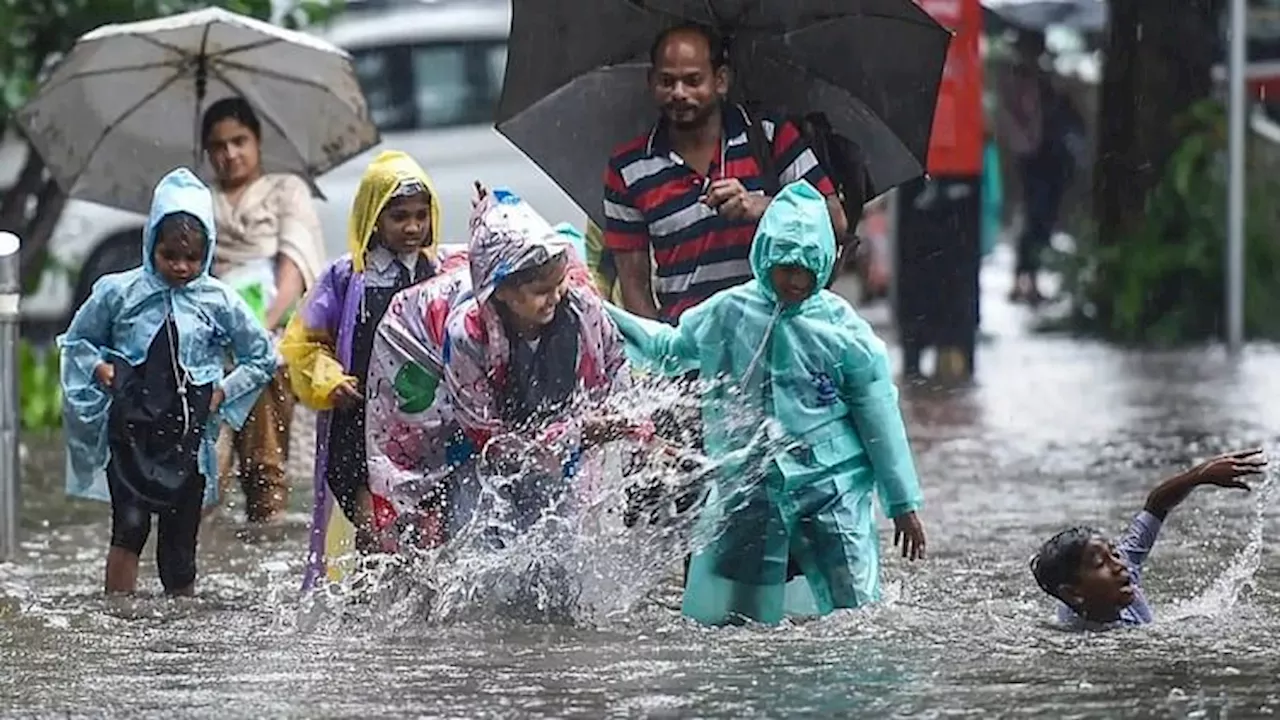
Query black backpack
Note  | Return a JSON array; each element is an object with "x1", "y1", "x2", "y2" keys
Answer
[
  {"x1": 743, "y1": 109, "x2": 870, "y2": 286},
  {"x1": 743, "y1": 108, "x2": 871, "y2": 230}
]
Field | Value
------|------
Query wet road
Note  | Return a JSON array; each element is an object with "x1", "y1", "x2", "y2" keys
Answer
[{"x1": 3, "y1": 248, "x2": 1279, "y2": 719}]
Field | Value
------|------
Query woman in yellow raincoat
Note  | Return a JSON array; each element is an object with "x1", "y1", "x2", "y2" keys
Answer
[
  {"x1": 279, "y1": 150, "x2": 442, "y2": 589},
  {"x1": 606, "y1": 180, "x2": 927, "y2": 625}
]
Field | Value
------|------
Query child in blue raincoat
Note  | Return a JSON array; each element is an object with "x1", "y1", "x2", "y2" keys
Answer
[
  {"x1": 60, "y1": 168, "x2": 275, "y2": 596},
  {"x1": 606, "y1": 179, "x2": 927, "y2": 626}
]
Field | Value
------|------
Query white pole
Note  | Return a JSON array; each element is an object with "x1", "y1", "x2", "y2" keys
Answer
[
  {"x1": 1227, "y1": 0, "x2": 1247, "y2": 354},
  {"x1": 0, "y1": 231, "x2": 20, "y2": 560}
]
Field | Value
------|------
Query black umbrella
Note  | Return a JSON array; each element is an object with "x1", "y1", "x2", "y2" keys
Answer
[{"x1": 496, "y1": 0, "x2": 952, "y2": 227}]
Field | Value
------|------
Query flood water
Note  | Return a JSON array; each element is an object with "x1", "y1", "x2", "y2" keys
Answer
[{"x1": 4, "y1": 254, "x2": 1280, "y2": 719}]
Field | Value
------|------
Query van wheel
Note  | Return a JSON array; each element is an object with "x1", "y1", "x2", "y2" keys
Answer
[{"x1": 71, "y1": 231, "x2": 142, "y2": 311}]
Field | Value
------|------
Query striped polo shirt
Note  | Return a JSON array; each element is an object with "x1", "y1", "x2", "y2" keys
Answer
[{"x1": 603, "y1": 104, "x2": 835, "y2": 321}]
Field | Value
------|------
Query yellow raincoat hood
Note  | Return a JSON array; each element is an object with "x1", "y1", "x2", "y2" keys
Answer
[{"x1": 347, "y1": 150, "x2": 440, "y2": 271}]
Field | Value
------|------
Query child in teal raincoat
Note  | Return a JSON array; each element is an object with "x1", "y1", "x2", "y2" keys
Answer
[
  {"x1": 606, "y1": 179, "x2": 928, "y2": 626},
  {"x1": 59, "y1": 168, "x2": 275, "y2": 595}
]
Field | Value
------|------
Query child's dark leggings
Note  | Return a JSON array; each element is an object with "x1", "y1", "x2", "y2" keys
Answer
[{"x1": 107, "y1": 459, "x2": 205, "y2": 593}]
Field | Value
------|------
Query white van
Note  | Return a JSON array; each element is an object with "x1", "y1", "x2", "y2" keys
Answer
[{"x1": 15, "y1": 0, "x2": 585, "y2": 328}]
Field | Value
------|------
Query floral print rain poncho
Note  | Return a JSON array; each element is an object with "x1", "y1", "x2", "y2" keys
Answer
[{"x1": 364, "y1": 189, "x2": 620, "y2": 546}]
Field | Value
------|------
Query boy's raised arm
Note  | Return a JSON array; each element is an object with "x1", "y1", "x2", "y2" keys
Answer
[{"x1": 1143, "y1": 448, "x2": 1266, "y2": 520}]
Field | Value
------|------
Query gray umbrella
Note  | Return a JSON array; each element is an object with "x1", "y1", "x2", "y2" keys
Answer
[{"x1": 496, "y1": 0, "x2": 951, "y2": 227}]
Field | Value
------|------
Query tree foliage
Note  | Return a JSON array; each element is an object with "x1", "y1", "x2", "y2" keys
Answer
[
  {"x1": 1065, "y1": 100, "x2": 1280, "y2": 344},
  {"x1": 1093, "y1": 0, "x2": 1224, "y2": 246},
  {"x1": 1057, "y1": 0, "x2": 1280, "y2": 344}
]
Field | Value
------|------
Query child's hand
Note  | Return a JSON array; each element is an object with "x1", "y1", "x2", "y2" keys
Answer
[
  {"x1": 893, "y1": 511, "x2": 927, "y2": 561},
  {"x1": 329, "y1": 379, "x2": 362, "y2": 408},
  {"x1": 209, "y1": 387, "x2": 226, "y2": 413},
  {"x1": 583, "y1": 414, "x2": 629, "y2": 446},
  {"x1": 1189, "y1": 448, "x2": 1268, "y2": 491},
  {"x1": 472, "y1": 180, "x2": 489, "y2": 208},
  {"x1": 94, "y1": 362, "x2": 115, "y2": 388}
]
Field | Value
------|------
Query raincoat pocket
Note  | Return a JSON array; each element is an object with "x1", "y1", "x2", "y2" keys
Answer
[
  {"x1": 772, "y1": 423, "x2": 865, "y2": 483},
  {"x1": 809, "y1": 434, "x2": 864, "y2": 468}
]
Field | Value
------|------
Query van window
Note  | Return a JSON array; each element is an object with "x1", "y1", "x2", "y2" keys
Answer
[{"x1": 349, "y1": 40, "x2": 508, "y2": 132}]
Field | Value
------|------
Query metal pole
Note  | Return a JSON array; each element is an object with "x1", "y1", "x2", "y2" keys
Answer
[
  {"x1": 0, "y1": 232, "x2": 20, "y2": 561},
  {"x1": 1226, "y1": 0, "x2": 1247, "y2": 354}
]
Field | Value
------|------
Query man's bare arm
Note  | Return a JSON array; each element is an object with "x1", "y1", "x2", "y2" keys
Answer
[
  {"x1": 827, "y1": 195, "x2": 850, "y2": 238},
  {"x1": 613, "y1": 249, "x2": 661, "y2": 319}
]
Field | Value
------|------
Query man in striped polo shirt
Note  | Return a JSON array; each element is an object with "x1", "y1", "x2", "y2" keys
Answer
[{"x1": 603, "y1": 24, "x2": 847, "y2": 322}]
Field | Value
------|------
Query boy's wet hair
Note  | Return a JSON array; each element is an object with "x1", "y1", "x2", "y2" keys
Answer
[
  {"x1": 500, "y1": 251, "x2": 568, "y2": 291},
  {"x1": 1030, "y1": 526, "x2": 1098, "y2": 604},
  {"x1": 156, "y1": 212, "x2": 208, "y2": 246},
  {"x1": 201, "y1": 96, "x2": 261, "y2": 146}
]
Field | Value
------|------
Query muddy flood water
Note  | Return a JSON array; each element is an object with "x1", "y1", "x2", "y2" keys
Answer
[{"x1": 4, "y1": 261, "x2": 1280, "y2": 719}]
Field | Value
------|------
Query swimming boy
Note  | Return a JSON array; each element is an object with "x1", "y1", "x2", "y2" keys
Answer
[{"x1": 1031, "y1": 448, "x2": 1267, "y2": 629}]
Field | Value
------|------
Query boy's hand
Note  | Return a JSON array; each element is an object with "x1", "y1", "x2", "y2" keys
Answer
[
  {"x1": 209, "y1": 387, "x2": 226, "y2": 413},
  {"x1": 893, "y1": 511, "x2": 927, "y2": 561},
  {"x1": 329, "y1": 379, "x2": 362, "y2": 408},
  {"x1": 582, "y1": 414, "x2": 644, "y2": 446},
  {"x1": 1189, "y1": 448, "x2": 1268, "y2": 491},
  {"x1": 94, "y1": 362, "x2": 115, "y2": 388}
]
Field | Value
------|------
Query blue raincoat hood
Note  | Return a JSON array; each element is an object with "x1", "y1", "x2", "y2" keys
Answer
[
  {"x1": 749, "y1": 180, "x2": 836, "y2": 307},
  {"x1": 143, "y1": 167, "x2": 217, "y2": 279}
]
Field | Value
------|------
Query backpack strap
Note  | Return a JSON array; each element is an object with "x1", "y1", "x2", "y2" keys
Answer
[{"x1": 742, "y1": 105, "x2": 781, "y2": 197}]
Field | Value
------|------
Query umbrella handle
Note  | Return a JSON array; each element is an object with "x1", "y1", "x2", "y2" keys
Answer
[{"x1": 192, "y1": 56, "x2": 208, "y2": 169}]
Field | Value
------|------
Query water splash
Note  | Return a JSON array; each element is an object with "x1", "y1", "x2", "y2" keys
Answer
[
  {"x1": 303, "y1": 378, "x2": 795, "y2": 630},
  {"x1": 1166, "y1": 463, "x2": 1277, "y2": 621}
]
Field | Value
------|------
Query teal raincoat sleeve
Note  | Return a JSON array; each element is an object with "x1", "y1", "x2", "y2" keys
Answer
[
  {"x1": 603, "y1": 300, "x2": 709, "y2": 376},
  {"x1": 838, "y1": 305, "x2": 923, "y2": 518},
  {"x1": 214, "y1": 287, "x2": 277, "y2": 430}
]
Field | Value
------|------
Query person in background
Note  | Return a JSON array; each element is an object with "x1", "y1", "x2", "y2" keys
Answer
[
  {"x1": 996, "y1": 32, "x2": 1073, "y2": 305},
  {"x1": 1032, "y1": 449, "x2": 1266, "y2": 630},
  {"x1": 202, "y1": 97, "x2": 325, "y2": 525},
  {"x1": 604, "y1": 23, "x2": 845, "y2": 324},
  {"x1": 982, "y1": 127, "x2": 1003, "y2": 262},
  {"x1": 279, "y1": 150, "x2": 442, "y2": 589},
  {"x1": 59, "y1": 168, "x2": 275, "y2": 595},
  {"x1": 606, "y1": 180, "x2": 927, "y2": 626},
  {"x1": 584, "y1": 221, "x2": 624, "y2": 305}
]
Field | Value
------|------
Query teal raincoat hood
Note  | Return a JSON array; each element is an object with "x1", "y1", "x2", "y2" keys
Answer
[
  {"x1": 749, "y1": 180, "x2": 836, "y2": 307},
  {"x1": 58, "y1": 167, "x2": 275, "y2": 508}
]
